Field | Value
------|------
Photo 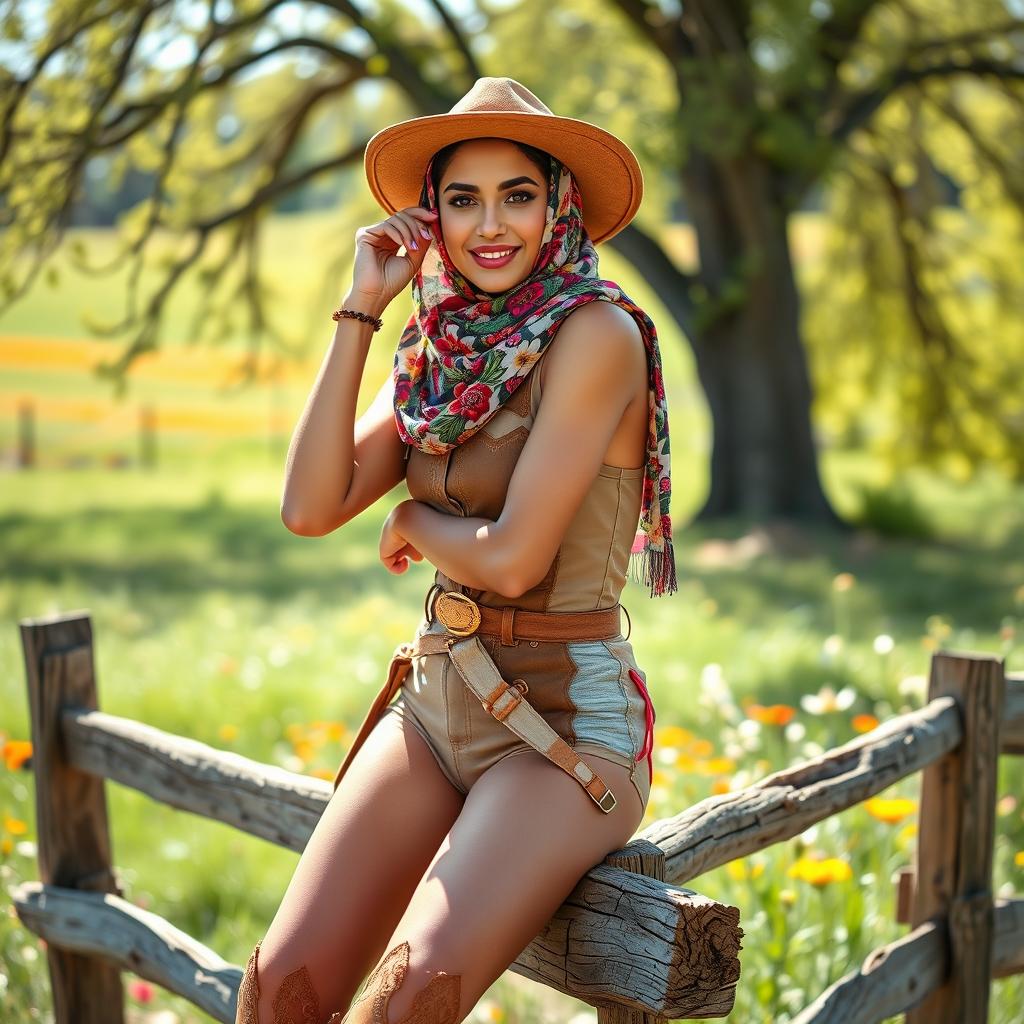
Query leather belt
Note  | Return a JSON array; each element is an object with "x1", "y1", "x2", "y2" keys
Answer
[{"x1": 332, "y1": 584, "x2": 628, "y2": 814}]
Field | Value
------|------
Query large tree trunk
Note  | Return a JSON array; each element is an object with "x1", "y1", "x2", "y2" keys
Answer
[{"x1": 684, "y1": 152, "x2": 847, "y2": 525}]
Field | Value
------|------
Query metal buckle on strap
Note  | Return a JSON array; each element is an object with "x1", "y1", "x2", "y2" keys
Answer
[
  {"x1": 481, "y1": 679, "x2": 522, "y2": 721},
  {"x1": 434, "y1": 591, "x2": 482, "y2": 637}
]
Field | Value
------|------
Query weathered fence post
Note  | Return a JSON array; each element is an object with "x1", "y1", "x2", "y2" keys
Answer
[
  {"x1": 20, "y1": 610, "x2": 125, "y2": 1024},
  {"x1": 905, "y1": 649, "x2": 1005, "y2": 1024},
  {"x1": 596, "y1": 838, "x2": 668, "y2": 1023}
]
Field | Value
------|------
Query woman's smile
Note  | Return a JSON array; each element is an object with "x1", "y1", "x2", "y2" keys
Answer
[{"x1": 469, "y1": 245, "x2": 521, "y2": 269}]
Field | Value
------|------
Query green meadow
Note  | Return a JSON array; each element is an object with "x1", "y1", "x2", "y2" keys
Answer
[{"x1": 2, "y1": 213, "x2": 1022, "y2": 1023}]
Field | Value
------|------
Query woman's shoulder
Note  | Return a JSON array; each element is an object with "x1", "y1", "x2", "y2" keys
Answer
[{"x1": 539, "y1": 299, "x2": 645, "y2": 391}]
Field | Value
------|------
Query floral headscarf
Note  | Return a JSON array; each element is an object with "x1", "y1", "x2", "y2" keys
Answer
[{"x1": 392, "y1": 150, "x2": 677, "y2": 598}]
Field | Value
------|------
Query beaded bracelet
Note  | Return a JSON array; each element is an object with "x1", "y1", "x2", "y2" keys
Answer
[{"x1": 332, "y1": 307, "x2": 384, "y2": 332}]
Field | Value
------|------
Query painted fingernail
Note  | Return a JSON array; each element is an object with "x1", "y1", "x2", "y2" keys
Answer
[
  {"x1": 410, "y1": 239, "x2": 418, "y2": 249},
  {"x1": 420, "y1": 228, "x2": 430, "y2": 238}
]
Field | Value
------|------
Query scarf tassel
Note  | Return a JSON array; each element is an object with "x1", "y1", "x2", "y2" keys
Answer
[{"x1": 628, "y1": 533, "x2": 678, "y2": 598}]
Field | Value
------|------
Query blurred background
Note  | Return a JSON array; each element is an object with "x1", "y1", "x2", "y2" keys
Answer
[{"x1": 1, "y1": 0, "x2": 1022, "y2": 1021}]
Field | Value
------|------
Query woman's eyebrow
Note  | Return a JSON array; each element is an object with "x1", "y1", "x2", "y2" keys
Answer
[{"x1": 442, "y1": 175, "x2": 540, "y2": 194}]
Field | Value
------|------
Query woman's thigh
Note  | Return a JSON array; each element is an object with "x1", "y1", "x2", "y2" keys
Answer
[
  {"x1": 355, "y1": 748, "x2": 645, "y2": 1024},
  {"x1": 247, "y1": 708, "x2": 466, "y2": 1021}
]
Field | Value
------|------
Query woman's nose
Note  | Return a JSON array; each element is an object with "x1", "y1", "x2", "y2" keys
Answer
[{"x1": 478, "y1": 204, "x2": 505, "y2": 233}]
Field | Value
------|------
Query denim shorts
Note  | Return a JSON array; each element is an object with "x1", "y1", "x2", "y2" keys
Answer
[{"x1": 380, "y1": 609, "x2": 655, "y2": 814}]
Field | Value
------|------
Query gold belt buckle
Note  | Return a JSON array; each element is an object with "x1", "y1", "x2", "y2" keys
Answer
[{"x1": 433, "y1": 591, "x2": 482, "y2": 637}]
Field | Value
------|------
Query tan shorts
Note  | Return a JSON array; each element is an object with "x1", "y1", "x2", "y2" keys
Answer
[{"x1": 380, "y1": 609, "x2": 655, "y2": 814}]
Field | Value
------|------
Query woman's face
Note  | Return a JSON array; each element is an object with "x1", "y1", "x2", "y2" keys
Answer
[{"x1": 436, "y1": 138, "x2": 548, "y2": 297}]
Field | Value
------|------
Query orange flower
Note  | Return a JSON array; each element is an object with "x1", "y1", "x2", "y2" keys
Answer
[
  {"x1": 852, "y1": 713, "x2": 879, "y2": 733},
  {"x1": 3, "y1": 816, "x2": 28, "y2": 835},
  {"x1": 3, "y1": 740, "x2": 32, "y2": 771},
  {"x1": 747, "y1": 703, "x2": 796, "y2": 726}
]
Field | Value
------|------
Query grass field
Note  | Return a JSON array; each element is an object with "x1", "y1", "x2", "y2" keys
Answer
[{"x1": 2, "y1": 214, "x2": 1022, "y2": 1023}]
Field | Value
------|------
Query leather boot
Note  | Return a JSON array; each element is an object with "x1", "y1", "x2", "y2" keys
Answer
[
  {"x1": 235, "y1": 938, "x2": 327, "y2": 1024},
  {"x1": 334, "y1": 940, "x2": 461, "y2": 1024}
]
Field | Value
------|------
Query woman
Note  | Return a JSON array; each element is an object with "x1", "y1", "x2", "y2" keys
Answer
[{"x1": 236, "y1": 77, "x2": 677, "y2": 1024}]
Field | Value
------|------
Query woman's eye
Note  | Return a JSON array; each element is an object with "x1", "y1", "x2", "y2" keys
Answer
[{"x1": 449, "y1": 191, "x2": 535, "y2": 208}]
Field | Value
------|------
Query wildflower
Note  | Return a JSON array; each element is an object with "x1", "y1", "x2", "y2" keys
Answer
[
  {"x1": 852, "y1": 713, "x2": 879, "y2": 733},
  {"x1": 747, "y1": 703, "x2": 796, "y2": 726},
  {"x1": 3, "y1": 740, "x2": 32, "y2": 771},
  {"x1": 800, "y1": 685, "x2": 856, "y2": 715},
  {"x1": 128, "y1": 979, "x2": 155, "y2": 1003},
  {"x1": 788, "y1": 856, "x2": 853, "y2": 887},
  {"x1": 865, "y1": 796, "x2": 917, "y2": 824},
  {"x1": 873, "y1": 634, "x2": 895, "y2": 655},
  {"x1": 832, "y1": 573, "x2": 856, "y2": 592}
]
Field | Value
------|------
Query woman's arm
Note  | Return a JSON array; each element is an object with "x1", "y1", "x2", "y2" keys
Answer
[
  {"x1": 390, "y1": 301, "x2": 647, "y2": 596},
  {"x1": 281, "y1": 292, "x2": 408, "y2": 536}
]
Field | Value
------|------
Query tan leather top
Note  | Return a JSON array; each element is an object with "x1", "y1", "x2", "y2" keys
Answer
[{"x1": 405, "y1": 348, "x2": 644, "y2": 612}]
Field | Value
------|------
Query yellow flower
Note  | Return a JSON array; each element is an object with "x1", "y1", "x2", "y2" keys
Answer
[
  {"x1": 218, "y1": 724, "x2": 239, "y2": 742},
  {"x1": 4, "y1": 816, "x2": 28, "y2": 835},
  {"x1": 788, "y1": 856, "x2": 853, "y2": 887},
  {"x1": 711, "y1": 778, "x2": 731, "y2": 795},
  {"x1": 852, "y1": 713, "x2": 879, "y2": 733},
  {"x1": 832, "y1": 573, "x2": 856, "y2": 592},
  {"x1": 726, "y1": 859, "x2": 765, "y2": 881},
  {"x1": 1015, "y1": 851, "x2": 1024, "y2": 868},
  {"x1": 865, "y1": 796, "x2": 917, "y2": 824},
  {"x1": 657, "y1": 725, "x2": 692, "y2": 748}
]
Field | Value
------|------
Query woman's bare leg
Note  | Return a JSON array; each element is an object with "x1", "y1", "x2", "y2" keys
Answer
[
  {"x1": 235, "y1": 709, "x2": 466, "y2": 1023},
  {"x1": 339, "y1": 749, "x2": 645, "y2": 1023}
]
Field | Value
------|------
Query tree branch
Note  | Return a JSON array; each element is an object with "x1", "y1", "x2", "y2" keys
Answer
[{"x1": 831, "y1": 58, "x2": 1024, "y2": 145}]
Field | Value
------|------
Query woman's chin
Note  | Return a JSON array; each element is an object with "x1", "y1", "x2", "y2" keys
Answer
[{"x1": 466, "y1": 271, "x2": 529, "y2": 297}]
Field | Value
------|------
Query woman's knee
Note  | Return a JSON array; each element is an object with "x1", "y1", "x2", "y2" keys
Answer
[{"x1": 235, "y1": 937, "x2": 345, "y2": 1024}]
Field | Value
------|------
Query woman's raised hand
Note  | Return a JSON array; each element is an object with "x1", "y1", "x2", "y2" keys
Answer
[{"x1": 347, "y1": 206, "x2": 440, "y2": 314}]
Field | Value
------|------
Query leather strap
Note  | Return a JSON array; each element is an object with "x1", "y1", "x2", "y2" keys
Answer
[
  {"x1": 425, "y1": 583, "x2": 622, "y2": 641},
  {"x1": 331, "y1": 641, "x2": 414, "y2": 792},
  {"x1": 444, "y1": 635, "x2": 617, "y2": 813},
  {"x1": 333, "y1": 587, "x2": 622, "y2": 814}
]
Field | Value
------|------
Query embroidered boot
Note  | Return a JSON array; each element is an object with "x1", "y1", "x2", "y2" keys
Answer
[
  {"x1": 235, "y1": 938, "x2": 326, "y2": 1024},
  {"x1": 334, "y1": 940, "x2": 461, "y2": 1024}
]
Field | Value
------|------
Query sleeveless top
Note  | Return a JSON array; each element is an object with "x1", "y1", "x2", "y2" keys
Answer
[{"x1": 404, "y1": 347, "x2": 645, "y2": 613}]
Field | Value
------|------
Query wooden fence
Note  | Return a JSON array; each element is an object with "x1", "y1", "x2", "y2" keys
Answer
[{"x1": 12, "y1": 609, "x2": 1024, "y2": 1023}]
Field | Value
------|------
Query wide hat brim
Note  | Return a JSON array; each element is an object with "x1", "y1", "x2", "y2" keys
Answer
[{"x1": 364, "y1": 111, "x2": 643, "y2": 246}]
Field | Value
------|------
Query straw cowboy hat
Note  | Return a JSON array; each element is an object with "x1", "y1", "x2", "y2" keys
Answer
[{"x1": 363, "y1": 76, "x2": 644, "y2": 245}]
